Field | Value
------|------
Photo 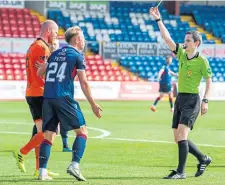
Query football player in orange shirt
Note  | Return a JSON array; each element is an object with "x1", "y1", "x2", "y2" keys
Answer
[{"x1": 13, "y1": 20, "x2": 59, "y2": 177}]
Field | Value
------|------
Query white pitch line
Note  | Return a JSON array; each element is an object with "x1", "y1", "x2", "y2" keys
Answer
[
  {"x1": 0, "y1": 121, "x2": 111, "y2": 139},
  {"x1": 1, "y1": 131, "x2": 225, "y2": 148},
  {"x1": 87, "y1": 127, "x2": 111, "y2": 139}
]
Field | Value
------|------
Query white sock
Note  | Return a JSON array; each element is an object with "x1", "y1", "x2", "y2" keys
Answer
[
  {"x1": 71, "y1": 162, "x2": 79, "y2": 169},
  {"x1": 39, "y1": 168, "x2": 47, "y2": 176}
]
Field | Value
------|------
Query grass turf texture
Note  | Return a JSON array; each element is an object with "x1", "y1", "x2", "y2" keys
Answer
[{"x1": 0, "y1": 100, "x2": 225, "y2": 185}]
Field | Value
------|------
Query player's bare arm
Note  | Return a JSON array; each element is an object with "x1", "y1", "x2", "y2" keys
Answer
[
  {"x1": 149, "y1": 7, "x2": 176, "y2": 51},
  {"x1": 77, "y1": 71, "x2": 102, "y2": 118},
  {"x1": 157, "y1": 69, "x2": 164, "y2": 81},
  {"x1": 201, "y1": 78, "x2": 212, "y2": 115},
  {"x1": 170, "y1": 71, "x2": 178, "y2": 77}
]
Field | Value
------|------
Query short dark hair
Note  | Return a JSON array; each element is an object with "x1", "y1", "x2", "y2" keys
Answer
[{"x1": 186, "y1": 30, "x2": 202, "y2": 47}]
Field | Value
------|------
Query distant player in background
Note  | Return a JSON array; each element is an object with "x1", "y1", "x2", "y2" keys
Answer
[
  {"x1": 36, "y1": 38, "x2": 72, "y2": 152},
  {"x1": 151, "y1": 55, "x2": 178, "y2": 112},
  {"x1": 13, "y1": 20, "x2": 59, "y2": 177},
  {"x1": 37, "y1": 26, "x2": 102, "y2": 181}
]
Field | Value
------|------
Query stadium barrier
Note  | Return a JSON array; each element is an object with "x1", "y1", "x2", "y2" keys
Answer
[
  {"x1": 0, "y1": 81, "x2": 224, "y2": 100},
  {"x1": 2, "y1": 38, "x2": 225, "y2": 58}
]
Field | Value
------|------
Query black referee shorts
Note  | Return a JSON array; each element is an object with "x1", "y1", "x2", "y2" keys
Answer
[
  {"x1": 172, "y1": 93, "x2": 200, "y2": 130},
  {"x1": 26, "y1": 96, "x2": 44, "y2": 122}
]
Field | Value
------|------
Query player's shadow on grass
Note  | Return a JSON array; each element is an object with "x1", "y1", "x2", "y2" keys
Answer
[{"x1": 84, "y1": 176, "x2": 163, "y2": 180}]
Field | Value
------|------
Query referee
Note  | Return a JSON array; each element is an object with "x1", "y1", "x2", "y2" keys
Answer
[{"x1": 150, "y1": 7, "x2": 212, "y2": 179}]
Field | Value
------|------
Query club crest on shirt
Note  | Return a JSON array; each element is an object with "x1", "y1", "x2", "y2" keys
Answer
[
  {"x1": 187, "y1": 70, "x2": 192, "y2": 77},
  {"x1": 207, "y1": 68, "x2": 212, "y2": 74}
]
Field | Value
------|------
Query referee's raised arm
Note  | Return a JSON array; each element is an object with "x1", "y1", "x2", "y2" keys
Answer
[{"x1": 149, "y1": 7, "x2": 176, "y2": 51}]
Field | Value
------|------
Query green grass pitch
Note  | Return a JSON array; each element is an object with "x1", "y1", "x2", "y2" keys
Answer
[{"x1": 0, "y1": 100, "x2": 225, "y2": 185}]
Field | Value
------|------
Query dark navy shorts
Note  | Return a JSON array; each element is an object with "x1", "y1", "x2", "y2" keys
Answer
[
  {"x1": 42, "y1": 96, "x2": 86, "y2": 133},
  {"x1": 159, "y1": 83, "x2": 172, "y2": 93}
]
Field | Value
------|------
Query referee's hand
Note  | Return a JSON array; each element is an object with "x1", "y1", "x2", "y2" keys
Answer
[{"x1": 201, "y1": 102, "x2": 208, "y2": 115}]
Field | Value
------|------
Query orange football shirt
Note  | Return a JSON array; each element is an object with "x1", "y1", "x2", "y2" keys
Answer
[{"x1": 25, "y1": 38, "x2": 50, "y2": 97}]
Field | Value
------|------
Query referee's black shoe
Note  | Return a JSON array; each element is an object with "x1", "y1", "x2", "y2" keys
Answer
[
  {"x1": 195, "y1": 155, "x2": 212, "y2": 177},
  {"x1": 163, "y1": 170, "x2": 186, "y2": 179}
]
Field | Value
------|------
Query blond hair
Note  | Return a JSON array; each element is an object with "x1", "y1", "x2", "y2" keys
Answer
[{"x1": 64, "y1": 26, "x2": 82, "y2": 43}]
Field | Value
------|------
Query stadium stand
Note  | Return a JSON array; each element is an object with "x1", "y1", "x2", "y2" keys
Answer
[
  {"x1": 180, "y1": 4, "x2": 223, "y2": 44},
  {"x1": 0, "y1": 53, "x2": 140, "y2": 81},
  {"x1": 1, "y1": 2, "x2": 225, "y2": 82},
  {"x1": 119, "y1": 55, "x2": 225, "y2": 82},
  {"x1": 46, "y1": 2, "x2": 213, "y2": 44}
]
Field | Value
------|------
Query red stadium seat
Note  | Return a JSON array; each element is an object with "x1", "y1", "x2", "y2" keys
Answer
[
  {"x1": 86, "y1": 70, "x2": 91, "y2": 76},
  {"x1": 0, "y1": 74, "x2": 7, "y2": 80},
  {"x1": 3, "y1": 25, "x2": 10, "y2": 31},
  {"x1": 94, "y1": 75, "x2": 101, "y2": 81},
  {"x1": 124, "y1": 76, "x2": 131, "y2": 81},
  {"x1": 88, "y1": 60, "x2": 95, "y2": 65},
  {"x1": 0, "y1": 69, "x2": 5, "y2": 74},
  {"x1": 6, "y1": 69, "x2": 13, "y2": 75},
  {"x1": 107, "y1": 70, "x2": 114, "y2": 76},
  {"x1": 98, "y1": 65, "x2": 105, "y2": 71},
  {"x1": 20, "y1": 59, "x2": 26, "y2": 64},
  {"x1": 109, "y1": 75, "x2": 116, "y2": 81},
  {"x1": 13, "y1": 64, "x2": 21, "y2": 69},
  {"x1": 20, "y1": 33, "x2": 27, "y2": 38},
  {"x1": 102, "y1": 75, "x2": 109, "y2": 81},
  {"x1": 7, "y1": 74, "x2": 14, "y2": 80},
  {"x1": 96, "y1": 60, "x2": 103, "y2": 65},
  {"x1": 92, "y1": 70, "x2": 99, "y2": 76},
  {"x1": 91, "y1": 65, "x2": 98, "y2": 70},
  {"x1": 115, "y1": 71, "x2": 121, "y2": 76},
  {"x1": 5, "y1": 64, "x2": 13, "y2": 69},
  {"x1": 87, "y1": 76, "x2": 93, "y2": 81},
  {"x1": 100, "y1": 71, "x2": 106, "y2": 76},
  {"x1": 4, "y1": 32, "x2": 12, "y2": 37},
  {"x1": 15, "y1": 74, "x2": 23, "y2": 80},
  {"x1": 0, "y1": 64, "x2": 5, "y2": 69},
  {"x1": 86, "y1": 55, "x2": 95, "y2": 60},
  {"x1": 116, "y1": 76, "x2": 123, "y2": 81},
  {"x1": 3, "y1": 58, "x2": 11, "y2": 64},
  {"x1": 12, "y1": 33, "x2": 20, "y2": 38},
  {"x1": 105, "y1": 64, "x2": 112, "y2": 71},
  {"x1": 14, "y1": 69, "x2": 22, "y2": 75},
  {"x1": 21, "y1": 64, "x2": 26, "y2": 69},
  {"x1": 94, "y1": 55, "x2": 102, "y2": 60}
]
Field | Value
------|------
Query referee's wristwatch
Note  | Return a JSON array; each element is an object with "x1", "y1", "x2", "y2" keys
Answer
[{"x1": 202, "y1": 99, "x2": 208, "y2": 103}]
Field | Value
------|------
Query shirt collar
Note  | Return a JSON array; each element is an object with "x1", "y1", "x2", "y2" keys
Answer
[
  {"x1": 36, "y1": 38, "x2": 49, "y2": 47},
  {"x1": 186, "y1": 52, "x2": 199, "y2": 60}
]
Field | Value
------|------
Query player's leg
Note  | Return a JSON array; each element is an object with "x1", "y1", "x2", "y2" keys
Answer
[
  {"x1": 60, "y1": 123, "x2": 72, "y2": 152},
  {"x1": 56, "y1": 97, "x2": 87, "y2": 181},
  {"x1": 20, "y1": 119, "x2": 44, "y2": 154},
  {"x1": 20, "y1": 97, "x2": 44, "y2": 156},
  {"x1": 13, "y1": 97, "x2": 44, "y2": 173},
  {"x1": 67, "y1": 126, "x2": 88, "y2": 181},
  {"x1": 31, "y1": 125, "x2": 40, "y2": 176},
  {"x1": 151, "y1": 92, "x2": 164, "y2": 112},
  {"x1": 38, "y1": 99, "x2": 59, "y2": 180},
  {"x1": 168, "y1": 91, "x2": 174, "y2": 112}
]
